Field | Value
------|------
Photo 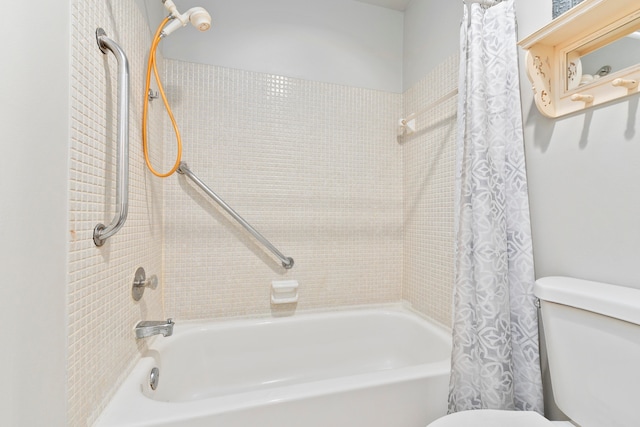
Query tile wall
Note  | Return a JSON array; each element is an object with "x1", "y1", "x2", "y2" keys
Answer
[
  {"x1": 162, "y1": 61, "x2": 404, "y2": 319},
  {"x1": 402, "y1": 54, "x2": 458, "y2": 327},
  {"x1": 69, "y1": 1, "x2": 164, "y2": 425}
]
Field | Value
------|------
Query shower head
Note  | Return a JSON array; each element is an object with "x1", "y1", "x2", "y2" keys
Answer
[
  {"x1": 187, "y1": 8, "x2": 211, "y2": 31},
  {"x1": 161, "y1": 3, "x2": 212, "y2": 37}
]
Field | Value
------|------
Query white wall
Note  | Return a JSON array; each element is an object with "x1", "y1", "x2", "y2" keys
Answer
[
  {"x1": 517, "y1": 0, "x2": 640, "y2": 290},
  {"x1": 0, "y1": 0, "x2": 69, "y2": 425},
  {"x1": 142, "y1": 0, "x2": 404, "y2": 92},
  {"x1": 403, "y1": 0, "x2": 461, "y2": 91}
]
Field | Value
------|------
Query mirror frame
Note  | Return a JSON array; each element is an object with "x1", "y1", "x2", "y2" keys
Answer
[{"x1": 519, "y1": 0, "x2": 640, "y2": 118}]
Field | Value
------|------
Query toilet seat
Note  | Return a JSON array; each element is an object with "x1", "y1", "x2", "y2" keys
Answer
[{"x1": 427, "y1": 410, "x2": 553, "y2": 427}]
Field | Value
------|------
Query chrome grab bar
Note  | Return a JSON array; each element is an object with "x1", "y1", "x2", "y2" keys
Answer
[
  {"x1": 177, "y1": 162, "x2": 294, "y2": 269},
  {"x1": 93, "y1": 28, "x2": 129, "y2": 246}
]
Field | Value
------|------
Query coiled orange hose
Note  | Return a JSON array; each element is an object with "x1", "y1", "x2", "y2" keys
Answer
[{"x1": 142, "y1": 17, "x2": 183, "y2": 178}]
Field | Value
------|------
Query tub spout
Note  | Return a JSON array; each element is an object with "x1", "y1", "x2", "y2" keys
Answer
[{"x1": 135, "y1": 318, "x2": 174, "y2": 339}]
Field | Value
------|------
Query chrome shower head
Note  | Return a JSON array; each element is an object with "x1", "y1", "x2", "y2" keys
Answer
[{"x1": 161, "y1": 1, "x2": 212, "y2": 37}]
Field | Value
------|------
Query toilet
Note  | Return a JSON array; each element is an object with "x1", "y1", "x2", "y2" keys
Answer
[{"x1": 428, "y1": 276, "x2": 640, "y2": 427}]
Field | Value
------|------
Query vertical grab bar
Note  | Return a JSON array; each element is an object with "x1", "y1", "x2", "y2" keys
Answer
[
  {"x1": 177, "y1": 162, "x2": 295, "y2": 269},
  {"x1": 93, "y1": 28, "x2": 129, "y2": 246}
]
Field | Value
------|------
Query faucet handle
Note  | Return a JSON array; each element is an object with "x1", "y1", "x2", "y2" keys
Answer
[
  {"x1": 135, "y1": 274, "x2": 158, "y2": 289},
  {"x1": 132, "y1": 267, "x2": 158, "y2": 301}
]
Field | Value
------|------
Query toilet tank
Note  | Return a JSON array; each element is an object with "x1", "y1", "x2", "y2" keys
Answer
[{"x1": 535, "y1": 277, "x2": 640, "y2": 427}]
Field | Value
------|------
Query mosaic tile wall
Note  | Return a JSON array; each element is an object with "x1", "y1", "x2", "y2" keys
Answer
[
  {"x1": 401, "y1": 54, "x2": 458, "y2": 328},
  {"x1": 162, "y1": 61, "x2": 404, "y2": 319},
  {"x1": 68, "y1": 3, "x2": 457, "y2": 422},
  {"x1": 68, "y1": 1, "x2": 164, "y2": 425}
]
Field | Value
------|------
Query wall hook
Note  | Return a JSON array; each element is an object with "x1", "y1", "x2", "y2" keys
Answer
[
  {"x1": 570, "y1": 93, "x2": 594, "y2": 103},
  {"x1": 612, "y1": 78, "x2": 639, "y2": 90}
]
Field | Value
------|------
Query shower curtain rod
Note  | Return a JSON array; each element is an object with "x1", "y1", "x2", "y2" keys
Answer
[
  {"x1": 177, "y1": 162, "x2": 295, "y2": 269},
  {"x1": 400, "y1": 88, "x2": 458, "y2": 127}
]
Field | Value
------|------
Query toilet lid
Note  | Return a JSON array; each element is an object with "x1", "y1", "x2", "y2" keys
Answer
[{"x1": 428, "y1": 410, "x2": 553, "y2": 427}]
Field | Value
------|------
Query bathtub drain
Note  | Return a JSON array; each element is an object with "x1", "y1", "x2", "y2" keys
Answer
[{"x1": 149, "y1": 367, "x2": 160, "y2": 390}]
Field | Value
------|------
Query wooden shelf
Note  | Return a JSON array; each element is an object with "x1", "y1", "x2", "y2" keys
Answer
[{"x1": 519, "y1": 0, "x2": 640, "y2": 118}]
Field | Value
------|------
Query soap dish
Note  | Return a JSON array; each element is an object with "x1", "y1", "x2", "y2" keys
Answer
[{"x1": 271, "y1": 280, "x2": 299, "y2": 304}]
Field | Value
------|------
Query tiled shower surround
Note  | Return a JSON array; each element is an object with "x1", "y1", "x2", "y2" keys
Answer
[
  {"x1": 68, "y1": 2, "x2": 457, "y2": 424},
  {"x1": 402, "y1": 55, "x2": 458, "y2": 327},
  {"x1": 162, "y1": 61, "x2": 404, "y2": 318},
  {"x1": 69, "y1": 1, "x2": 164, "y2": 425},
  {"x1": 161, "y1": 58, "x2": 457, "y2": 323}
]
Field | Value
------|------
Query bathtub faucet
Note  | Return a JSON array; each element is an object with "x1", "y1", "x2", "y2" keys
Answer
[{"x1": 135, "y1": 318, "x2": 174, "y2": 339}]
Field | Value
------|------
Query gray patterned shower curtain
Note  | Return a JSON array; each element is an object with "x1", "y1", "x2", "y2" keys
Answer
[{"x1": 448, "y1": 0, "x2": 544, "y2": 414}]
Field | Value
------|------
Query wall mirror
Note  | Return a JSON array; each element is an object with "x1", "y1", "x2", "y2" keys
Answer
[
  {"x1": 566, "y1": 17, "x2": 640, "y2": 91},
  {"x1": 519, "y1": 0, "x2": 640, "y2": 118}
]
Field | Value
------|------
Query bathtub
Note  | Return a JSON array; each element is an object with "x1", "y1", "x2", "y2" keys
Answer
[{"x1": 96, "y1": 307, "x2": 451, "y2": 427}]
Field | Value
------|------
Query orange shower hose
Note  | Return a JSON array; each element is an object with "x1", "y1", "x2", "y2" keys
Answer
[{"x1": 142, "y1": 17, "x2": 182, "y2": 178}]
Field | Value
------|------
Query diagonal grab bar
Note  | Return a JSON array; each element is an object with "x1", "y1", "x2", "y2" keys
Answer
[
  {"x1": 177, "y1": 162, "x2": 294, "y2": 269},
  {"x1": 93, "y1": 28, "x2": 129, "y2": 246}
]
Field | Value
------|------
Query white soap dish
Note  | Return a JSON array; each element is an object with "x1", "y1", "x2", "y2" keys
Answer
[{"x1": 271, "y1": 280, "x2": 299, "y2": 304}]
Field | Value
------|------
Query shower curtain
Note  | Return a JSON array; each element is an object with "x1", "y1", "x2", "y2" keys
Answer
[{"x1": 448, "y1": 0, "x2": 543, "y2": 414}]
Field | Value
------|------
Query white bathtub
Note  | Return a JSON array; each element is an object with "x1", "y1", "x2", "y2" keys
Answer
[{"x1": 96, "y1": 307, "x2": 451, "y2": 427}]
